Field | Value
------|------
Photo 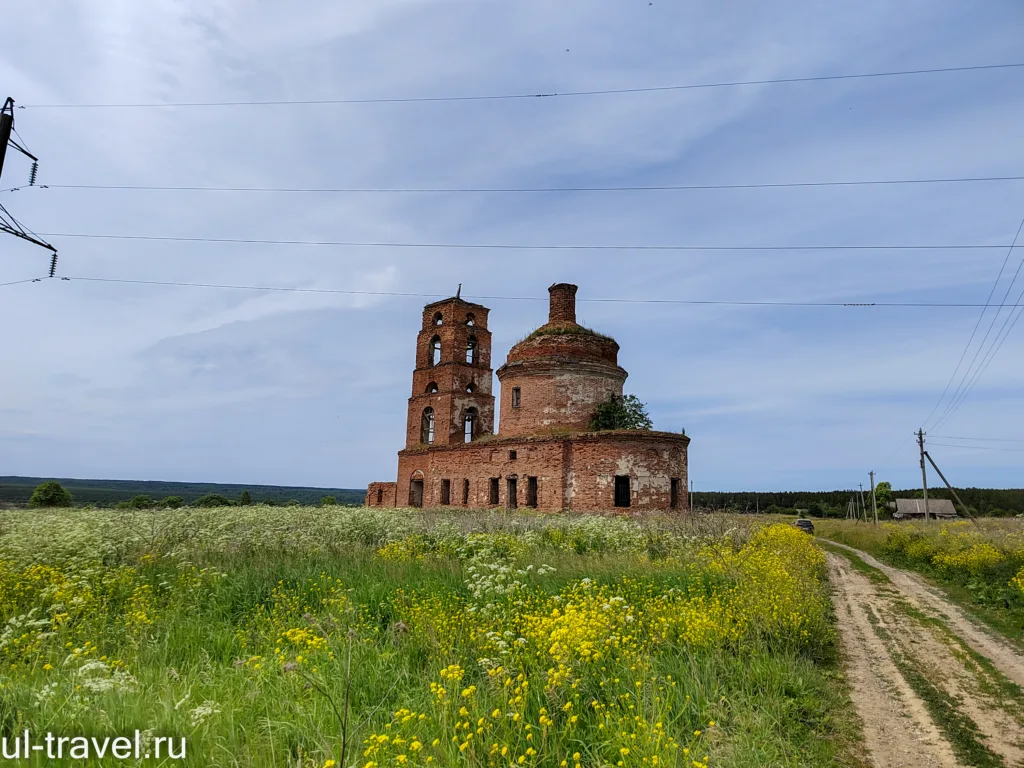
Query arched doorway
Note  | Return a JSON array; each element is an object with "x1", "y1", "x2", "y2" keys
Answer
[{"x1": 409, "y1": 470, "x2": 425, "y2": 508}]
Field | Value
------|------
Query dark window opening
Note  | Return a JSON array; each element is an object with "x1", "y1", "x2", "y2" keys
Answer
[
  {"x1": 507, "y1": 477, "x2": 518, "y2": 509},
  {"x1": 511, "y1": 387, "x2": 521, "y2": 408},
  {"x1": 464, "y1": 408, "x2": 477, "y2": 443},
  {"x1": 429, "y1": 336, "x2": 441, "y2": 366},
  {"x1": 466, "y1": 313, "x2": 475, "y2": 326},
  {"x1": 670, "y1": 478, "x2": 680, "y2": 510},
  {"x1": 376, "y1": 488, "x2": 383, "y2": 505},
  {"x1": 466, "y1": 382, "x2": 475, "y2": 393},
  {"x1": 421, "y1": 407, "x2": 435, "y2": 444},
  {"x1": 614, "y1": 475, "x2": 631, "y2": 508},
  {"x1": 509, "y1": 450, "x2": 517, "y2": 460},
  {"x1": 462, "y1": 479, "x2": 470, "y2": 505},
  {"x1": 440, "y1": 479, "x2": 451, "y2": 506},
  {"x1": 466, "y1": 336, "x2": 477, "y2": 365},
  {"x1": 526, "y1": 477, "x2": 538, "y2": 508},
  {"x1": 432, "y1": 312, "x2": 443, "y2": 326},
  {"x1": 489, "y1": 477, "x2": 499, "y2": 505},
  {"x1": 425, "y1": 382, "x2": 438, "y2": 394},
  {"x1": 409, "y1": 480, "x2": 424, "y2": 508}
]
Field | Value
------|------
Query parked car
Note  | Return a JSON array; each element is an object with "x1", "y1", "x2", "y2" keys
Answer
[{"x1": 794, "y1": 518, "x2": 815, "y2": 535}]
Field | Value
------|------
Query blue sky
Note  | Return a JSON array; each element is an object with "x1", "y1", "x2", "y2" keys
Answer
[{"x1": 1, "y1": 0, "x2": 1022, "y2": 492}]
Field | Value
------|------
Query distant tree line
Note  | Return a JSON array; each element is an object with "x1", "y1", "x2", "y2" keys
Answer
[
  {"x1": 1, "y1": 476, "x2": 364, "y2": 508},
  {"x1": 23, "y1": 482, "x2": 353, "y2": 510},
  {"x1": 693, "y1": 485, "x2": 1024, "y2": 518}
]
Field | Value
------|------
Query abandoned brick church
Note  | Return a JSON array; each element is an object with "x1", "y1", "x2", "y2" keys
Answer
[{"x1": 365, "y1": 283, "x2": 689, "y2": 512}]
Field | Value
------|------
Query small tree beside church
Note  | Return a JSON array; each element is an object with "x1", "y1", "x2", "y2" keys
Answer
[{"x1": 588, "y1": 394, "x2": 653, "y2": 431}]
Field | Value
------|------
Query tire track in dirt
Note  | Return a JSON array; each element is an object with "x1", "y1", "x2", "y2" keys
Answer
[
  {"x1": 827, "y1": 553, "x2": 959, "y2": 768},
  {"x1": 825, "y1": 539, "x2": 1024, "y2": 689},
  {"x1": 826, "y1": 548, "x2": 1024, "y2": 768}
]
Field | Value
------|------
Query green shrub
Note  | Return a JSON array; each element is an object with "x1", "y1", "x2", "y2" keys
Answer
[
  {"x1": 588, "y1": 393, "x2": 653, "y2": 431},
  {"x1": 28, "y1": 481, "x2": 73, "y2": 508},
  {"x1": 193, "y1": 493, "x2": 233, "y2": 508}
]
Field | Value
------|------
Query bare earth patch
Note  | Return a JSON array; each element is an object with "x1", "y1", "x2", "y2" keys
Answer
[{"x1": 826, "y1": 546, "x2": 1024, "y2": 768}]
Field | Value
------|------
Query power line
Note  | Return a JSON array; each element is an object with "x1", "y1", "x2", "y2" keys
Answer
[
  {"x1": 930, "y1": 212, "x2": 1024, "y2": 430},
  {"x1": 24, "y1": 174, "x2": 1024, "y2": 194},
  {"x1": 879, "y1": 433, "x2": 916, "y2": 469},
  {"x1": 934, "y1": 296, "x2": 1024, "y2": 429},
  {"x1": 34, "y1": 231, "x2": 1024, "y2": 252},
  {"x1": 48, "y1": 275, "x2": 1024, "y2": 308},
  {"x1": 928, "y1": 442, "x2": 1024, "y2": 453},
  {"x1": 920, "y1": 212, "x2": 1024, "y2": 429},
  {"x1": 0, "y1": 276, "x2": 45, "y2": 288},
  {"x1": 930, "y1": 435, "x2": 1024, "y2": 443},
  {"x1": 21, "y1": 62, "x2": 1024, "y2": 109}
]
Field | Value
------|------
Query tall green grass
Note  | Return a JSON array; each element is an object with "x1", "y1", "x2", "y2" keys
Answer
[{"x1": 0, "y1": 507, "x2": 863, "y2": 767}]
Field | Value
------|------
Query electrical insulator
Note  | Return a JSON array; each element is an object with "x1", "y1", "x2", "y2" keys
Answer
[{"x1": 29, "y1": 161, "x2": 38, "y2": 186}]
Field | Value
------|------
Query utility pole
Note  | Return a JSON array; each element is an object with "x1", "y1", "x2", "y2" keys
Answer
[
  {"x1": 917, "y1": 429, "x2": 930, "y2": 521},
  {"x1": 1, "y1": 97, "x2": 57, "y2": 261},
  {"x1": 869, "y1": 471, "x2": 878, "y2": 525},
  {"x1": 859, "y1": 483, "x2": 867, "y2": 522}
]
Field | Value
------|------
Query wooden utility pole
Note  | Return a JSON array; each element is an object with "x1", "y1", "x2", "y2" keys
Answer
[
  {"x1": 869, "y1": 471, "x2": 878, "y2": 525},
  {"x1": 917, "y1": 429, "x2": 930, "y2": 521}
]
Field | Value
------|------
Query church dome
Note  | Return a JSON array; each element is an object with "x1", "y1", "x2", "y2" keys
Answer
[
  {"x1": 496, "y1": 284, "x2": 627, "y2": 437},
  {"x1": 505, "y1": 284, "x2": 620, "y2": 366}
]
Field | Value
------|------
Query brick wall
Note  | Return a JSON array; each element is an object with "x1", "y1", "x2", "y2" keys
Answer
[
  {"x1": 392, "y1": 431, "x2": 688, "y2": 511},
  {"x1": 567, "y1": 434, "x2": 688, "y2": 511},
  {"x1": 365, "y1": 482, "x2": 397, "y2": 507},
  {"x1": 496, "y1": 360, "x2": 626, "y2": 437}
]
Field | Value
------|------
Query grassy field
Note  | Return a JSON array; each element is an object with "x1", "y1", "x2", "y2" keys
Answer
[
  {"x1": 0, "y1": 507, "x2": 864, "y2": 767},
  {"x1": 815, "y1": 518, "x2": 1024, "y2": 639}
]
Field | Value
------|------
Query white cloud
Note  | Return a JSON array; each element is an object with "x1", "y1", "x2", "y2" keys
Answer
[{"x1": 1, "y1": 0, "x2": 1022, "y2": 490}]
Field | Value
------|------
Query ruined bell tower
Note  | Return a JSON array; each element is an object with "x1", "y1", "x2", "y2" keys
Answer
[{"x1": 405, "y1": 296, "x2": 496, "y2": 448}]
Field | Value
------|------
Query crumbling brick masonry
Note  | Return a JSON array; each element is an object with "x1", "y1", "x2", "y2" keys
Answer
[{"x1": 366, "y1": 283, "x2": 689, "y2": 512}]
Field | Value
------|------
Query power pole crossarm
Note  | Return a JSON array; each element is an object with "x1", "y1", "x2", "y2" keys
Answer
[{"x1": 0, "y1": 96, "x2": 57, "y2": 264}]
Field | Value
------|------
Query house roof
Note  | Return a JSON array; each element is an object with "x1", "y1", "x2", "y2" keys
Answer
[{"x1": 893, "y1": 498, "x2": 958, "y2": 518}]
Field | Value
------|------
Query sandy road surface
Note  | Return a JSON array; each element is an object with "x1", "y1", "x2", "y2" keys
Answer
[{"x1": 825, "y1": 544, "x2": 1024, "y2": 768}]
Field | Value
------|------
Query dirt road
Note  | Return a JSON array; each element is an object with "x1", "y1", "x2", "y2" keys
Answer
[{"x1": 825, "y1": 542, "x2": 1024, "y2": 768}]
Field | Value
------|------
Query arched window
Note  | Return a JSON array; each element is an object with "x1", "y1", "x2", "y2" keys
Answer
[
  {"x1": 466, "y1": 313, "x2": 475, "y2": 326},
  {"x1": 421, "y1": 407, "x2": 435, "y2": 444},
  {"x1": 425, "y1": 382, "x2": 439, "y2": 394},
  {"x1": 465, "y1": 382, "x2": 475, "y2": 393},
  {"x1": 464, "y1": 407, "x2": 478, "y2": 443},
  {"x1": 432, "y1": 312, "x2": 443, "y2": 326},
  {"x1": 465, "y1": 336, "x2": 477, "y2": 365},
  {"x1": 429, "y1": 335, "x2": 441, "y2": 366}
]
